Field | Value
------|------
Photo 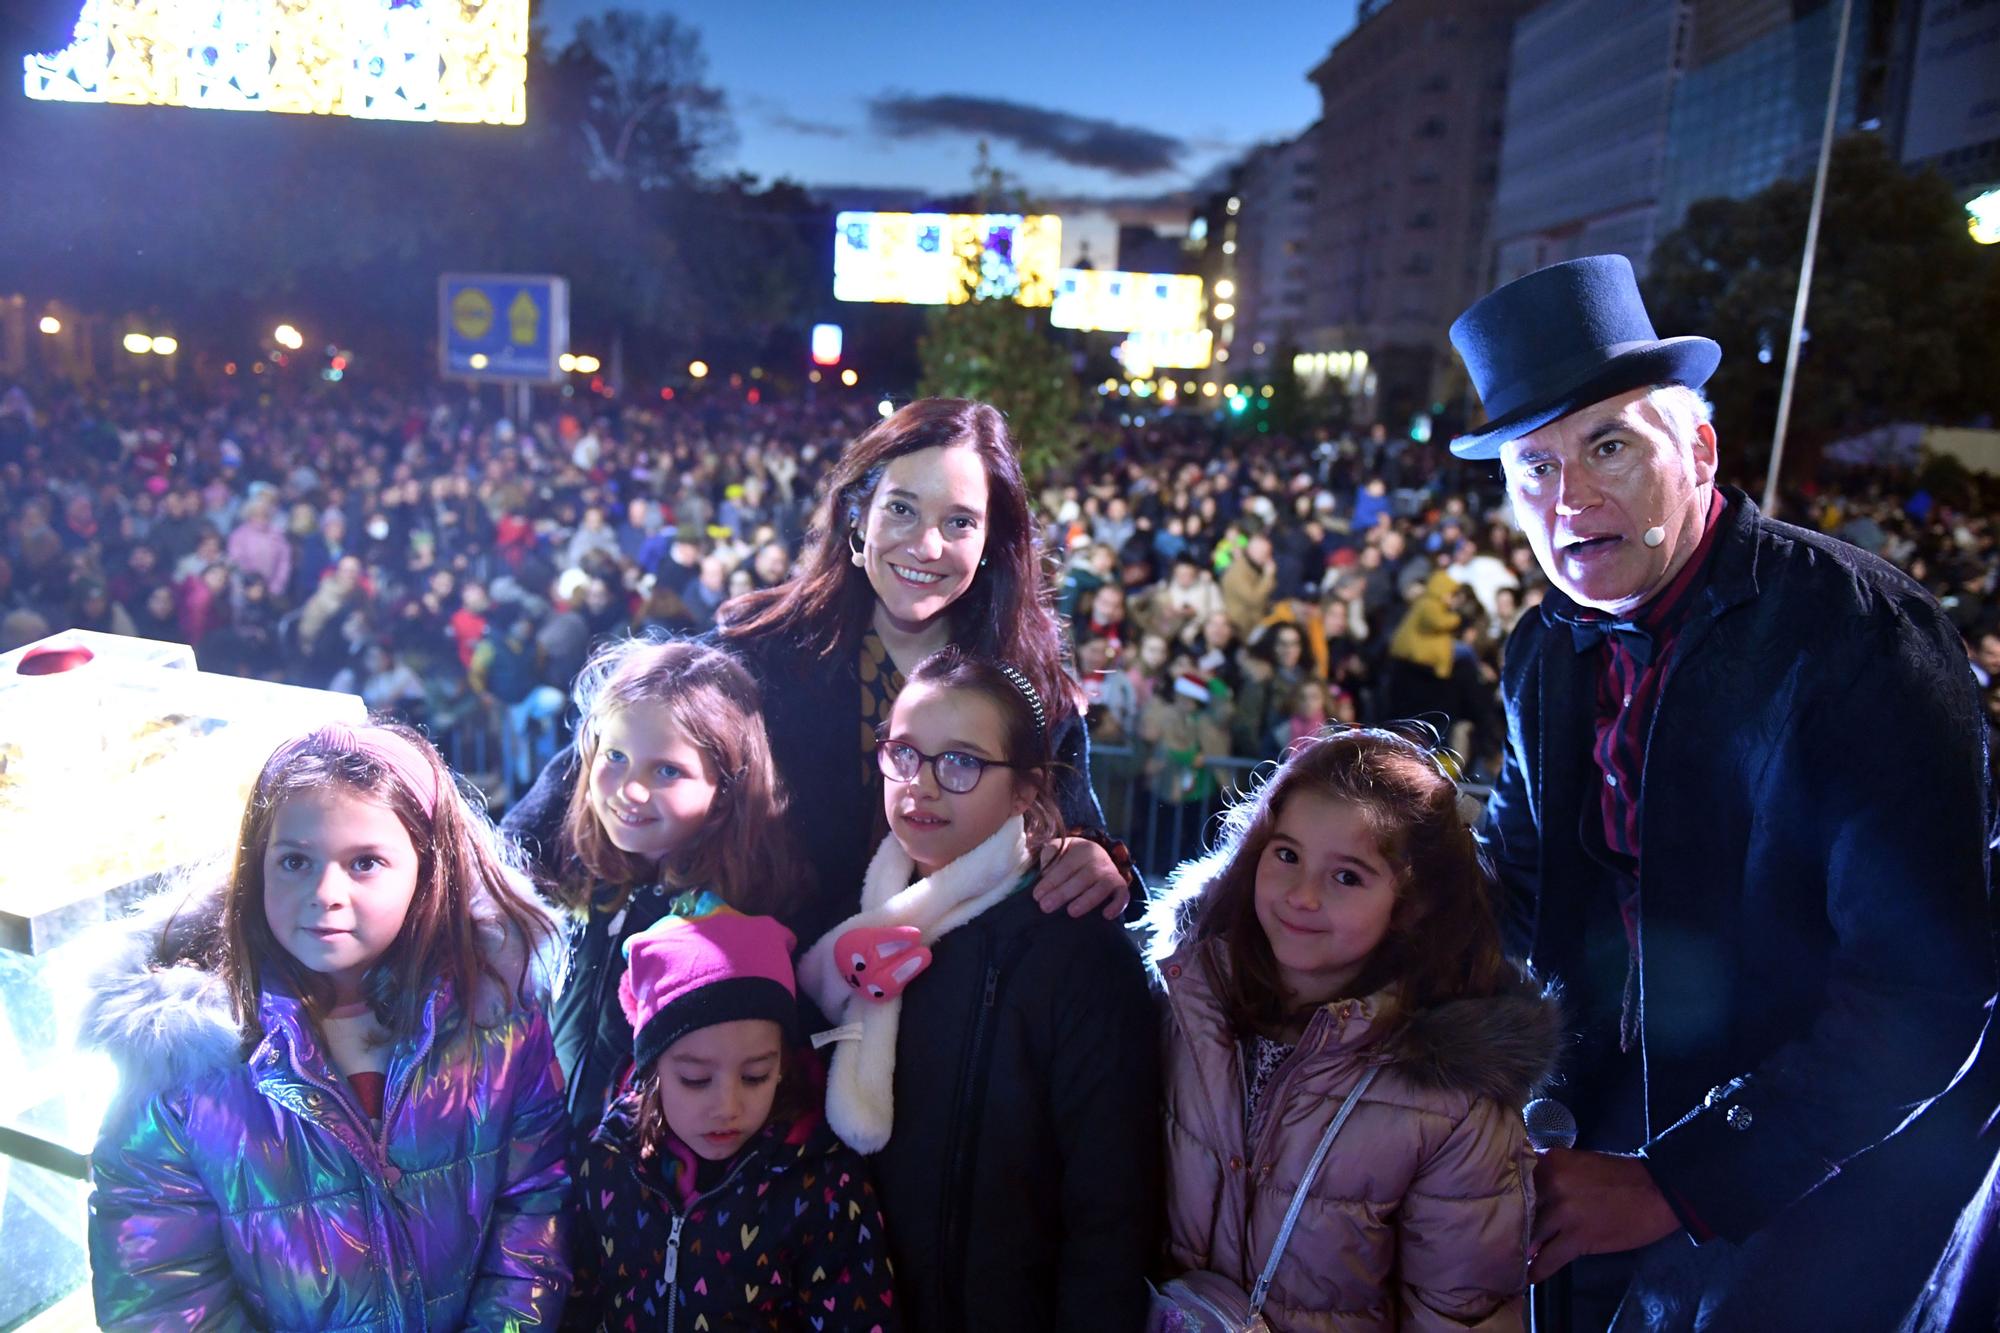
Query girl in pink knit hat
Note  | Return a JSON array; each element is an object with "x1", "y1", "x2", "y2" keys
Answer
[
  {"x1": 540, "y1": 637, "x2": 807, "y2": 1146},
  {"x1": 565, "y1": 905, "x2": 899, "y2": 1332}
]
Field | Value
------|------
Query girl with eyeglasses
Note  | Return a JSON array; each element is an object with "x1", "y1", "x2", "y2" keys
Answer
[{"x1": 798, "y1": 646, "x2": 1162, "y2": 1332}]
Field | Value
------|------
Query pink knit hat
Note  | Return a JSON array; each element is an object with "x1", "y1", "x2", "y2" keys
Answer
[{"x1": 619, "y1": 911, "x2": 799, "y2": 1072}]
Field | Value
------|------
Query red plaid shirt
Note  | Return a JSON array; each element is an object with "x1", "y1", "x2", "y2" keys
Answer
[{"x1": 1585, "y1": 489, "x2": 1727, "y2": 931}]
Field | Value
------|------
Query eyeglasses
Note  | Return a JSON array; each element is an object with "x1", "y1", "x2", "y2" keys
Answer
[{"x1": 874, "y1": 734, "x2": 1015, "y2": 794}]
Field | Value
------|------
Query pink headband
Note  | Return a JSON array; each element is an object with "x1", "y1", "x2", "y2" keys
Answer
[{"x1": 261, "y1": 723, "x2": 443, "y2": 817}]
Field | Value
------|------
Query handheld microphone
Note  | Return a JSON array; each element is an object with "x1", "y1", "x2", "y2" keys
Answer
[
  {"x1": 1523, "y1": 1097, "x2": 1578, "y2": 1150},
  {"x1": 1523, "y1": 1099, "x2": 1578, "y2": 1333}
]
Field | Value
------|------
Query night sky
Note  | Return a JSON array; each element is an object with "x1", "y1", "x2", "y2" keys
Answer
[{"x1": 536, "y1": 0, "x2": 1357, "y2": 199}]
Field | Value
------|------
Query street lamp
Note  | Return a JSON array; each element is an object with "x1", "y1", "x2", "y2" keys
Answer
[
  {"x1": 151, "y1": 336, "x2": 178, "y2": 355},
  {"x1": 274, "y1": 324, "x2": 303, "y2": 350},
  {"x1": 38, "y1": 316, "x2": 60, "y2": 335},
  {"x1": 840, "y1": 368, "x2": 859, "y2": 387},
  {"x1": 122, "y1": 333, "x2": 153, "y2": 354},
  {"x1": 688, "y1": 360, "x2": 710, "y2": 379},
  {"x1": 573, "y1": 354, "x2": 601, "y2": 374},
  {"x1": 811, "y1": 323, "x2": 843, "y2": 365}
]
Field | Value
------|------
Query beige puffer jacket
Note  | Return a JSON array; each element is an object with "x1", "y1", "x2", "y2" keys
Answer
[{"x1": 1161, "y1": 939, "x2": 1561, "y2": 1332}]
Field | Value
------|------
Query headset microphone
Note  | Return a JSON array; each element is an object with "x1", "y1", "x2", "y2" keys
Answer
[{"x1": 1642, "y1": 484, "x2": 1706, "y2": 549}]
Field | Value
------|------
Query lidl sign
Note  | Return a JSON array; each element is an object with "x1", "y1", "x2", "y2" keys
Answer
[{"x1": 438, "y1": 274, "x2": 569, "y2": 382}]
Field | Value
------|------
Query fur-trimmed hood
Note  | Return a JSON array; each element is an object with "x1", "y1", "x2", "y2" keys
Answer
[
  {"x1": 1371, "y1": 975, "x2": 1564, "y2": 1106},
  {"x1": 1162, "y1": 937, "x2": 1563, "y2": 1106},
  {"x1": 78, "y1": 864, "x2": 565, "y2": 1103}
]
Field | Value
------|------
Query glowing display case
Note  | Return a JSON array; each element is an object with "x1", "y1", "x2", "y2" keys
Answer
[
  {"x1": 1050, "y1": 269, "x2": 1206, "y2": 334},
  {"x1": 22, "y1": 0, "x2": 530, "y2": 125},
  {"x1": 833, "y1": 211, "x2": 1061, "y2": 306},
  {"x1": 0, "y1": 630, "x2": 362, "y2": 1328}
]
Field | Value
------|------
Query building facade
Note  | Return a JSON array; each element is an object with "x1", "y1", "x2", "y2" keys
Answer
[
  {"x1": 1236, "y1": 130, "x2": 1319, "y2": 374},
  {"x1": 1657, "y1": 0, "x2": 1872, "y2": 232},
  {"x1": 1489, "y1": 0, "x2": 1687, "y2": 285},
  {"x1": 1305, "y1": 0, "x2": 1533, "y2": 430},
  {"x1": 1887, "y1": 0, "x2": 2000, "y2": 195}
]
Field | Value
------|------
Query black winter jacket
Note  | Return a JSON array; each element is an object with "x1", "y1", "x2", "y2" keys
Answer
[
  {"x1": 548, "y1": 881, "x2": 687, "y2": 1142},
  {"x1": 871, "y1": 883, "x2": 1162, "y2": 1333}
]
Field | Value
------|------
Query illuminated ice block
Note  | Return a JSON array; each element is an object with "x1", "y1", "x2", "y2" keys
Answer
[
  {"x1": 0, "y1": 630, "x2": 362, "y2": 1322},
  {"x1": 0, "y1": 629, "x2": 364, "y2": 955}
]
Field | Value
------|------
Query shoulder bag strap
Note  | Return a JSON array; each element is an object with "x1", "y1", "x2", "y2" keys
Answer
[{"x1": 1247, "y1": 1064, "x2": 1380, "y2": 1318}]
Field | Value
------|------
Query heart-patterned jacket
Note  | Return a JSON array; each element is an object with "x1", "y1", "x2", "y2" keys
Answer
[{"x1": 567, "y1": 1088, "x2": 899, "y2": 1333}]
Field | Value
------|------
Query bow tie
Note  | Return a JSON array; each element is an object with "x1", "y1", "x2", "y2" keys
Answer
[{"x1": 1556, "y1": 613, "x2": 1656, "y2": 667}]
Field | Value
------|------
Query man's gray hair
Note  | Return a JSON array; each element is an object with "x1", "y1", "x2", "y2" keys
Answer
[{"x1": 1648, "y1": 383, "x2": 1714, "y2": 440}]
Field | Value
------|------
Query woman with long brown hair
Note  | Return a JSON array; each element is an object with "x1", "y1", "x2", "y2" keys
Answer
[{"x1": 507, "y1": 398, "x2": 1129, "y2": 949}]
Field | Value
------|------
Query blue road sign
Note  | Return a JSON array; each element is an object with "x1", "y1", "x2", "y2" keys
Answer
[{"x1": 438, "y1": 274, "x2": 569, "y2": 382}]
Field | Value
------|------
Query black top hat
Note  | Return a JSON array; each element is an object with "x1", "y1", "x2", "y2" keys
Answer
[{"x1": 1447, "y1": 255, "x2": 1720, "y2": 460}]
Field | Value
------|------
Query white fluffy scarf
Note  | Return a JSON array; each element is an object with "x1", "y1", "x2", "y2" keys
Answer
[{"x1": 799, "y1": 815, "x2": 1033, "y2": 1152}]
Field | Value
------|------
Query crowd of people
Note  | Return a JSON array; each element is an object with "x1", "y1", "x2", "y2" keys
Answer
[{"x1": 4, "y1": 373, "x2": 1995, "y2": 860}]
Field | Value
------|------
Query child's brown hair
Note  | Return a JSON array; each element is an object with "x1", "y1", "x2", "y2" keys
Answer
[
  {"x1": 560, "y1": 637, "x2": 805, "y2": 919},
  {"x1": 1145, "y1": 724, "x2": 1513, "y2": 1035},
  {"x1": 217, "y1": 720, "x2": 557, "y2": 1048}
]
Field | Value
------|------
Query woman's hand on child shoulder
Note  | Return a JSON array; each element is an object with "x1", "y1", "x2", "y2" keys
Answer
[
  {"x1": 834, "y1": 924, "x2": 932, "y2": 1001},
  {"x1": 1033, "y1": 836, "x2": 1130, "y2": 920}
]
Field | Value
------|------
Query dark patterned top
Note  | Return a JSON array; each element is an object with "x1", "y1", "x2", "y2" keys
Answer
[
  {"x1": 858, "y1": 627, "x2": 909, "y2": 881},
  {"x1": 570, "y1": 1099, "x2": 901, "y2": 1332},
  {"x1": 1586, "y1": 488, "x2": 1727, "y2": 874},
  {"x1": 857, "y1": 628, "x2": 907, "y2": 780},
  {"x1": 1243, "y1": 1033, "x2": 1296, "y2": 1126}
]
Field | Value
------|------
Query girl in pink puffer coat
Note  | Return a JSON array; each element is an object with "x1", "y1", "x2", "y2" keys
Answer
[{"x1": 1145, "y1": 725, "x2": 1561, "y2": 1333}]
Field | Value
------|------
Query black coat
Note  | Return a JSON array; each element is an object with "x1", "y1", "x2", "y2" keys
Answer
[
  {"x1": 874, "y1": 883, "x2": 1161, "y2": 1332},
  {"x1": 548, "y1": 881, "x2": 685, "y2": 1143},
  {"x1": 1484, "y1": 490, "x2": 1995, "y2": 1328},
  {"x1": 502, "y1": 626, "x2": 1110, "y2": 952}
]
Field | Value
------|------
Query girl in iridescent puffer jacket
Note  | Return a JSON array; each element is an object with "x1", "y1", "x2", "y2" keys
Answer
[{"x1": 83, "y1": 720, "x2": 572, "y2": 1332}]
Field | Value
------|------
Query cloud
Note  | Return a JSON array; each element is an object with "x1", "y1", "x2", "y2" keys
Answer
[
  {"x1": 867, "y1": 93, "x2": 1185, "y2": 178},
  {"x1": 740, "y1": 94, "x2": 855, "y2": 140},
  {"x1": 765, "y1": 112, "x2": 852, "y2": 140}
]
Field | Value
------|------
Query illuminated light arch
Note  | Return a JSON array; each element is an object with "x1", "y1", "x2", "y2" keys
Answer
[{"x1": 23, "y1": 0, "x2": 528, "y2": 125}]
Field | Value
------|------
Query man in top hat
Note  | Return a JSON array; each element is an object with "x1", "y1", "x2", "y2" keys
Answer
[{"x1": 1450, "y1": 255, "x2": 1993, "y2": 1329}]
